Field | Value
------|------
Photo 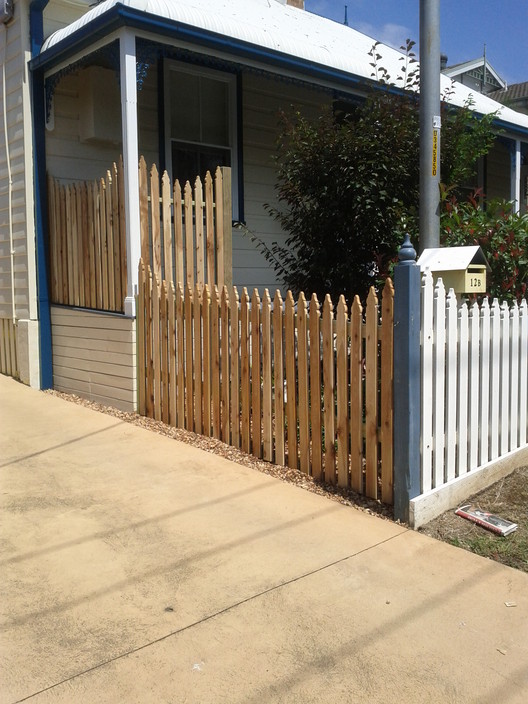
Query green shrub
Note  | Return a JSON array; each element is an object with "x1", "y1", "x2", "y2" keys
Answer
[{"x1": 441, "y1": 192, "x2": 528, "y2": 303}]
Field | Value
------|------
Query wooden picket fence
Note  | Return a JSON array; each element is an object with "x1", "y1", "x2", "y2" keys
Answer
[
  {"x1": 0, "y1": 318, "x2": 18, "y2": 379},
  {"x1": 137, "y1": 261, "x2": 394, "y2": 502},
  {"x1": 139, "y1": 157, "x2": 232, "y2": 290},
  {"x1": 421, "y1": 271, "x2": 528, "y2": 492},
  {"x1": 48, "y1": 160, "x2": 127, "y2": 312}
]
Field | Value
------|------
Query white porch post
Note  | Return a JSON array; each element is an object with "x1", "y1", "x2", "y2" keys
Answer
[
  {"x1": 120, "y1": 29, "x2": 140, "y2": 317},
  {"x1": 511, "y1": 139, "x2": 521, "y2": 214}
]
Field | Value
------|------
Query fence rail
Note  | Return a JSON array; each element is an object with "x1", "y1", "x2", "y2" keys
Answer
[
  {"x1": 139, "y1": 157, "x2": 232, "y2": 290},
  {"x1": 137, "y1": 261, "x2": 394, "y2": 502},
  {"x1": 421, "y1": 271, "x2": 528, "y2": 492},
  {"x1": 48, "y1": 160, "x2": 127, "y2": 313}
]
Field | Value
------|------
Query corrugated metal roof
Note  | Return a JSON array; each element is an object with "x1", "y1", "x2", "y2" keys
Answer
[
  {"x1": 492, "y1": 82, "x2": 528, "y2": 103},
  {"x1": 40, "y1": 0, "x2": 528, "y2": 131}
]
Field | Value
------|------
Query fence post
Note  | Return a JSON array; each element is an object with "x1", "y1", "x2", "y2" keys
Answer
[{"x1": 393, "y1": 234, "x2": 422, "y2": 523}]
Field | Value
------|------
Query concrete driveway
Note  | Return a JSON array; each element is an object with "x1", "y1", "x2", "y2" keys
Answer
[{"x1": 1, "y1": 375, "x2": 527, "y2": 703}]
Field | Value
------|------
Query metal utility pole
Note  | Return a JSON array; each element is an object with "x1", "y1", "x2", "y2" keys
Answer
[{"x1": 419, "y1": 0, "x2": 441, "y2": 251}]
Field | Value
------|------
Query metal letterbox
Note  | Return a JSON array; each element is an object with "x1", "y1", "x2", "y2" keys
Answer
[{"x1": 417, "y1": 246, "x2": 490, "y2": 294}]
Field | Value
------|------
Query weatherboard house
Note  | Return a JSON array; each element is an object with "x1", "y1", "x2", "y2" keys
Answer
[{"x1": 1, "y1": 0, "x2": 528, "y2": 408}]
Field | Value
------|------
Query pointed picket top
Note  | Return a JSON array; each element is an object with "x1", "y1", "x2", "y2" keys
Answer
[
  {"x1": 173, "y1": 178, "x2": 182, "y2": 200},
  {"x1": 202, "y1": 283, "x2": 211, "y2": 305},
  {"x1": 231, "y1": 284, "x2": 240, "y2": 307},
  {"x1": 274, "y1": 289, "x2": 283, "y2": 311},
  {"x1": 150, "y1": 162, "x2": 159, "y2": 183},
  {"x1": 322, "y1": 292, "x2": 334, "y2": 318},
  {"x1": 221, "y1": 285, "x2": 230, "y2": 309},
  {"x1": 184, "y1": 180, "x2": 193, "y2": 199},
  {"x1": 446, "y1": 286, "x2": 457, "y2": 309},
  {"x1": 500, "y1": 299, "x2": 509, "y2": 319},
  {"x1": 205, "y1": 170, "x2": 213, "y2": 191},
  {"x1": 421, "y1": 267, "x2": 434, "y2": 288},
  {"x1": 309, "y1": 292, "x2": 320, "y2": 318},
  {"x1": 211, "y1": 284, "x2": 220, "y2": 307},
  {"x1": 520, "y1": 298, "x2": 528, "y2": 316},
  {"x1": 262, "y1": 287, "x2": 272, "y2": 310},
  {"x1": 337, "y1": 293, "x2": 347, "y2": 319},
  {"x1": 433, "y1": 276, "x2": 446, "y2": 299},
  {"x1": 458, "y1": 299, "x2": 469, "y2": 321},
  {"x1": 194, "y1": 281, "x2": 201, "y2": 304},
  {"x1": 297, "y1": 291, "x2": 308, "y2": 322},
  {"x1": 350, "y1": 294, "x2": 362, "y2": 317},
  {"x1": 366, "y1": 285, "x2": 378, "y2": 312},
  {"x1": 252, "y1": 288, "x2": 261, "y2": 309},
  {"x1": 241, "y1": 286, "x2": 249, "y2": 308},
  {"x1": 469, "y1": 299, "x2": 479, "y2": 319},
  {"x1": 382, "y1": 277, "x2": 394, "y2": 301}
]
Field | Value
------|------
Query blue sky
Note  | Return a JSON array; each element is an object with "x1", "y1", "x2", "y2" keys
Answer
[{"x1": 304, "y1": 1, "x2": 528, "y2": 86}]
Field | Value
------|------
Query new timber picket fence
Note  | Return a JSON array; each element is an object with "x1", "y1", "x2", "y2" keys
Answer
[
  {"x1": 136, "y1": 261, "x2": 394, "y2": 502},
  {"x1": 421, "y1": 272, "x2": 528, "y2": 492},
  {"x1": 48, "y1": 160, "x2": 127, "y2": 312},
  {"x1": 138, "y1": 157, "x2": 232, "y2": 290},
  {"x1": 47, "y1": 158, "x2": 232, "y2": 313}
]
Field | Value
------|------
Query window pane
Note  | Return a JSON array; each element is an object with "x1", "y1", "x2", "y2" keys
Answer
[
  {"x1": 172, "y1": 142, "x2": 230, "y2": 186},
  {"x1": 170, "y1": 71, "x2": 200, "y2": 142},
  {"x1": 200, "y1": 77, "x2": 229, "y2": 145}
]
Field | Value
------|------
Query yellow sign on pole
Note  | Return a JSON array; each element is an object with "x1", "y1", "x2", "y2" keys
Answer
[{"x1": 432, "y1": 129, "x2": 438, "y2": 176}]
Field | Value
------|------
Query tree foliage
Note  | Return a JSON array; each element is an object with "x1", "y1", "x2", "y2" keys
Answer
[
  {"x1": 442, "y1": 192, "x2": 528, "y2": 303},
  {"x1": 256, "y1": 41, "x2": 498, "y2": 302}
]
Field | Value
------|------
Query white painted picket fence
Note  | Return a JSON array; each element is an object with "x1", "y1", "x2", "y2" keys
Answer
[{"x1": 421, "y1": 271, "x2": 528, "y2": 492}]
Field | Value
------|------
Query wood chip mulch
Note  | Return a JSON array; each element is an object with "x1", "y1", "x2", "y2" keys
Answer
[{"x1": 45, "y1": 389, "x2": 394, "y2": 522}]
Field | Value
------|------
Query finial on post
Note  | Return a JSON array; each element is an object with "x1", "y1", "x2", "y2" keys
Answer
[{"x1": 398, "y1": 233, "x2": 417, "y2": 264}]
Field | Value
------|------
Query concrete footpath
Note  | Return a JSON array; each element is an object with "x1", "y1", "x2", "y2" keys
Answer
[{"x1": 1, "y1": 375, "x2": 527, "y2": 704}]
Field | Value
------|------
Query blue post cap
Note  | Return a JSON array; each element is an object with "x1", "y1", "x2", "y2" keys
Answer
[{"x1": 398, "y1": 233, "x2": 417, "y2": 264}]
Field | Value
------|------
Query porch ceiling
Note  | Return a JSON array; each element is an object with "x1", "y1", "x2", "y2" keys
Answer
[{"x1": 34, "y1": 0, "x2": 528, "y2": 135}]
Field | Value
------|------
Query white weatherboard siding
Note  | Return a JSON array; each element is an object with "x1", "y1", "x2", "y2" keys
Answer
[
  {"x1": 51, "y1": 306, "x2": 137, "y2": 411},
  {"x1": 46, "y1": 63, "x2": 158, "y2": 181},
  {"x1": 43, "y1": 0, "x2": 93, "y2": 38},
  {"x1": 0, "y1": 2, "x2": 40, "y2": 386},
  {"x1": 235, "y1": 72, "x2": 326, "y2": 293}
]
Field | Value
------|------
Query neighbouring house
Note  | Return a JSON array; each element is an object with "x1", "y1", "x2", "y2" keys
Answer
[
  {"x1": 1, "y1": 0, "x2": 528, "y2": 409},
  {"x1": 441, "y1": 55, "x2": 506, "y2": 96},
  {"x1": 442, "y1": 54, "x2": 528, "y2": 211},
  {"x1": 491, "y1": 81, "x2": 528, "y2": 116}
]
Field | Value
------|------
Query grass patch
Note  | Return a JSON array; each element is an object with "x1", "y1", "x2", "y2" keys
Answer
[{"x1": 420, "y1": 466, "x2": 528, "y2": 574}]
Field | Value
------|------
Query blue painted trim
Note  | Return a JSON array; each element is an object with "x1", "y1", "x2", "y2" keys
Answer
[
  {"x1": 393, "y1": 235, "x2": 422, "y2": 523},
  {"x1": 30, "y1": 1, "x2": 53, "y2": 388},
  {"x1": 29, "y1": 1, "x2": 49, "y2": 58},
  {"x1": 157, "y1": 57, "x2": 166, "y2": 174},
  {"x1": 32, "y1": 69, "x2": 53, "y2": 389},
  {"x1": 236, "y1": 72, "x2": 244, "y2": 224}
]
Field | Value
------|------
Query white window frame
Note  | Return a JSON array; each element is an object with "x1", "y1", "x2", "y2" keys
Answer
[{"x1": 163, "y1": 60, "x2": 238, "y2": 217}]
